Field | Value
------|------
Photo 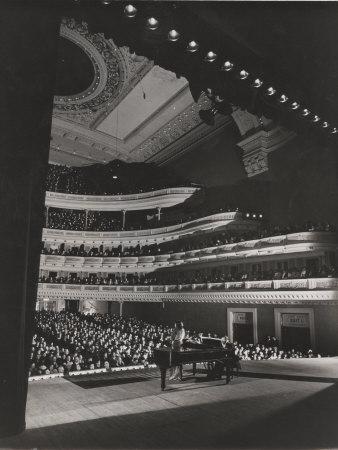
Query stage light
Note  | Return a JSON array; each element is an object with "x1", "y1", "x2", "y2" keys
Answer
[
  {"x1": 222, "y1": 61, "x2": 234, "y2": 72},
  {"x1": 124, "y1": 4, "x2": 137, "y2": 18},
  {"x1": 205, "y1": 51, "x2": 217, "y2": 63},
  {"x1": 199, "y1": 107, "x2": 217, "y2": 126},
  {"x1": 187, "y1": 40, "x2": 199, "y2": 53},
  {"x1": 259, "y1": 214, "x2": 263, "y2": 219},
  {"x1": 252, "y1": 78, "x2": 263, "y2": 88},
  {"x1": 146, "y1": 17, "x2": 159, "y2": 31},
  {"x1": 239, "y1": 69, "x2": 249, "y2": 80},
  {"x1": 266, "y1": 86, "x2": 276, "y2": 96},
  {"x1": 252, "y1": 214, "x2": 257, "y2": 218},
  {"x1": 168, "y1": 29, "x2": 180, "y2": 42},
  {"x1": 312, "y1": 115, "x2": 320, "y2": 123},
  {"x1": 302, "y1": 108, "x2": 310, "y2": 117},
  {"x1": 279, "y1": 94, "x2": 288, "y2": 103},
  {"x1": 246, "y1": 213, "x2": 250, "y2": 218},
  {"x1": 291, "y1": 102, "x2": 300, "y2": 110},
  {"x1": 322, "y1": 121, "x2": 329, "y2": 128}
]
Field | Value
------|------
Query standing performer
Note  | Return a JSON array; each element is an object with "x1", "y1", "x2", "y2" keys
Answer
[{"x1": 169, "y1": 321, "x2": 185, "y2": 381}]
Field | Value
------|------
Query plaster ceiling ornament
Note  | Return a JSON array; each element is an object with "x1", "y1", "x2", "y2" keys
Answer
[{"x1": 53, "y1": 18, "x2": 153, "y2": 127}]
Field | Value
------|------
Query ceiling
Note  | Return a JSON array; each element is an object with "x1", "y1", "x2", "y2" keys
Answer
[
  {"x1": 50, "y1": 2, "x2": 338, "y2": 168},
  {"x1": 50, "y1": 17, "x2": 229, "y2": 166}
]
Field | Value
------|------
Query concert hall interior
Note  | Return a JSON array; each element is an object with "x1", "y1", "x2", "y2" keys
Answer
[{"x1": 1, "y1": 1, "x2": 338, "y2": 449}]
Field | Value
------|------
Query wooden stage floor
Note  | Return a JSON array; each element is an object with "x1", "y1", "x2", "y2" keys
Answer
[{"x1": 1, "y1": 358, "x2": 338, "y2": 450}]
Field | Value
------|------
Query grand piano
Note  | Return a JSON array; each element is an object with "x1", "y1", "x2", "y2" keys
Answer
[{"x1": 153, "y1": 338, "x2": 235, "y2": 390}]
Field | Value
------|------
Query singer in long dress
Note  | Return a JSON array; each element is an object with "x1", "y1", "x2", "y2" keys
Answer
[{"x1": 169, "y1": 322, "x2": 185, "y2": 381}]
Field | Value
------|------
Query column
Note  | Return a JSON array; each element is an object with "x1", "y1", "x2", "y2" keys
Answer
[
  {"x1": 157, "y1": 206, "x2": 161, "y2": 222},
  {"x1": 122, "y1": 209, "x2": 126, "y2": 230},
  {"x1": 85, "y1": 209, "x2": 89, "y2": 230},
  {"x1": 0, "y1": 5, "x2": 61, "y2": 438},
  {"x1": 119, "y1": 301, "x2": 123, "y2": 317},
  {"x1": 45, "y1": 206, "x2": 49, "y2": 228}
]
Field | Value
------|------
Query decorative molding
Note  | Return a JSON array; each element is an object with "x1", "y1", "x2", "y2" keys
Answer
[
  {"x1": 237, "y1": 126, "x2": 296, "y2": 177},
  {"x1": 37, "y1": 283, "x2": 338, "y2": 305}
]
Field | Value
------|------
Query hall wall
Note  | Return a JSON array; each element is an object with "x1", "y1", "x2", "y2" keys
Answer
[{"x1": 123, "y1": 301, "x2": 338, "y2": 354}]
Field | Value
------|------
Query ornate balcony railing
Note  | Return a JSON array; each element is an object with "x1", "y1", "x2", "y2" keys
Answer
[
  {"x1": 37, "y1": 278, "x2": 338, "y2": 304},
  {"x1": 45, "y1": 186, "x2": 200, "y2": 211}
]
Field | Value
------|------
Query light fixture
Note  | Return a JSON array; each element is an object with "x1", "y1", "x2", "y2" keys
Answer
[
  {"x1": 112, "y1": 175, "x2": 118, "y2": 179},
  {"x1": 168, "y1": 29, "x2": 180, "y2": 42},
  {"x1": 205, "y1": 51, "x2": 217, "y2": 63},
  {"x1": 301, "y1": 108, "x2": 310, "y2": 117},
  {"x1": 279, "y1": 94, "x2": 288, "y2": 103},
  {"x1": 291, "y1": 101, "x2": 300, "y2": 110},
  {"x1": 187, "y1": 40, "x2": 199, "y2": 53},
  {"x1": 246, "y1": 213, "x2": 250, "y2": 218},
  {"x1": 312, "y1": 115, "x2": 320, "y2": 123},
  {"x1": 199, "y1": 107, "x2": 218, "y2": 126},
  {"x1": 101, "y1": 0, "x2": 113, "y2": 5},
  {"x1": 322, "y1": 121, "x2": 329, "y2": 128},
  {"x1": 124, "y1": 4, "x2": 137, "y2": 18},
  {"x1": 259, "y1": 214, "x2": 263, "y2": 219},
  {"x1": 205, "y1": 88, "x2": 214, "y2": 98},
  {"x1": 252, "y1": 78, "x2": 263, "y2": 88},
  {"x1": 221, "y1": 61, "x2": 234, "y2": 72},
  {"x1": 331, "y1": 127, "x2": 337, "y2": 134},
  {"x1": 252, "y1": 214, "x2": 257, "y2": 218},
  {"x1": 266, "y1": 86, "x2": 276, "y2": 96},
  {"x1": 146, "y1": 17, "x2": 159, "y2": 31},
  {"x1": 239, "y1": 69, "x2": 249, "y2": 80}
]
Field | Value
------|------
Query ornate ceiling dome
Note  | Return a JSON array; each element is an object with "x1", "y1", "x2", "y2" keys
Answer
[{"x1": 53, "y1": 18, "x2": 127, "y2": 125}]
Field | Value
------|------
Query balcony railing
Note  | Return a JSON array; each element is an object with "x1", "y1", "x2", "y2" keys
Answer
[
  {"x1": 45, "y1": 186, "x2": 199, "y2": 211},
  {"x1": 38, "y1": 277, "x2": 338, "y2": 294}
]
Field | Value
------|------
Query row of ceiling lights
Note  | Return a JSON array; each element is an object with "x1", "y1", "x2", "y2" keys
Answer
[{"x1": 95, "y1": 1, "x2": 337, "y2": 135}]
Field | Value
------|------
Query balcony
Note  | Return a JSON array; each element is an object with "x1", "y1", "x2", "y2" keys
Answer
[
  {"x1": 37, "y1": 278, "x2": 338, "y2": 304},
  {"x1": 45, "y1": 186, "x2": 199, "y2": 211},
  {"x1": 40, "y1": 237, "x2": 337, "y2": 272},
  {"x1": 42, "y1": 211, "x2": 249, "y2": 244}
]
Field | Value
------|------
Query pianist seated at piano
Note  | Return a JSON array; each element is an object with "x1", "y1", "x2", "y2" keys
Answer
[{"x1": 168, "y1": 321, "x2": 186, "y2": 381}]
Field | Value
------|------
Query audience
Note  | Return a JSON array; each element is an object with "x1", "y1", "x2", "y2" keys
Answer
[
  {"x1": 44, "y1": 205, "x2": 335, "y2": 234},
  {"x1": 30, "y1": 311, "x2": 172, "y2": 376},
  {"x1": 45, "y1": 162, "x2": 192, "y2": 196},
  {"x1": 29, "y1": 311, "x2": 322, "y2": 377},
  {"x1": 41, "y1": 220, "x2": 336, "y2": 258}
]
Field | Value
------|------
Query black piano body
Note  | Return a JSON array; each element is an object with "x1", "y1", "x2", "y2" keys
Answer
[{"x1": 154, "y1": 342, "x2": 235, "y2": 390}]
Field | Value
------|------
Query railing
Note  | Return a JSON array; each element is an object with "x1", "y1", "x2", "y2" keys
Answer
[
  {"x1": 38, "y1": 278, "x2": 338, "y2": 294},
  {"x1": 45, "y1": 186, "x2": 199, "y2": 211}
]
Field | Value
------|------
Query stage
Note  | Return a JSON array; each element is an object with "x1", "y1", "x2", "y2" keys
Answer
[{"x1": 1, "y1": 358, "x2": 338, "y2": 450}]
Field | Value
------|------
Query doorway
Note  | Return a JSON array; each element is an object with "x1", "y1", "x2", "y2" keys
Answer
[
  {"x1": 274, "y1": 308, "x2": 315, "y2": 350},
  {"x1": 227, "y1": 308, "x2": 258, "y2": 344},
  {"x1": 65, "y1": 299, "x2": 80, "y2": 313}
]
